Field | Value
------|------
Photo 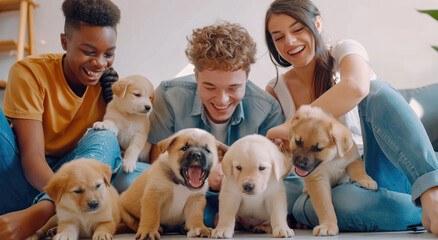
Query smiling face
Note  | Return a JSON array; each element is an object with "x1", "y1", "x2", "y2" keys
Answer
[
  {"x1": 268, "y1": 13, "x2": 321, "y2": 69},
  {"x1": 61, "y1": 23, "x2": 117, "y2": 89},
  {"x1": 195, "y1": 69, "x2": 247, "y2": 123}
]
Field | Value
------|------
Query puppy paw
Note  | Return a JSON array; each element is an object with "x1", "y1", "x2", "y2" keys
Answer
[
  {"x1": 92, "y1": 231, "x2": 113, "y2": 240},
  {"x1": 135, "y1": 230, "x2": 160, "y2": 240},
  {"x1": 273, "y1": 226, "x2": 294, "y2": 238},
  {"x1": 253, "y1": 224, "x2": 272, "y2": 233},
  {"x1": 122, "y1": 157, "x2": 137, "y2": 173},
  {"x1": 53, "y1": 231, "x2": 77, "y2": 240},
  {"x1": 93, "y1": 121, "x2": 105, "y2": 130},
  {"x1": 92, "y1": 121, "x2": 118, "y2": 134},
  {"x1": 187, "y1": 226, "x2": 212, "y2": 238},
  {"x1": 312, "y1": 224, "x2": 339, "y2": 236},
  {"x1": 211, "y1": 227, "x2": 234, "y2": 239},
  {"x1": 353, "y1": 176, "x2": 378, "y2": 191}
]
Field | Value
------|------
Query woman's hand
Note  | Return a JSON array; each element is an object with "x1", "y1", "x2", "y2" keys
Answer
[{"x1": 266, "y1": 120, "x2": 292, "y2": 151}]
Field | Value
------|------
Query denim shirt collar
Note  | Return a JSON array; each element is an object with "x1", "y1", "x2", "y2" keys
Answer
[{"x1": 191, "y1": 87, "x2": 244, "y2": 127}]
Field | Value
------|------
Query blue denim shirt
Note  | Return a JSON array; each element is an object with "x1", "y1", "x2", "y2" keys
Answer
[{"x1": 148, "y1": 74, "x2": 285, "y2": 145}]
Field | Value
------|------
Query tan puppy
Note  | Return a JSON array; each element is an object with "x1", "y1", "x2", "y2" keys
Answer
[
  {"x1": 119, "y1": 128, "x2": 227, "y2": 240},
  {"x1": 289, "y1": 105, "x2": 377, "y2": 236},
  {"x1": 29, "y1": 158, "x2": 120, "y2": 240},
  {"x1": 212, "y1": 134, "x2": 294, "y2": 239},
  {"x1": 93, "y1": 74, "x2": 154, "y2": 172}
]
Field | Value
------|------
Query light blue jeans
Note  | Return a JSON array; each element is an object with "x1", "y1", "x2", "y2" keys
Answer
[
  {"x1": 0, "y1": 108, "x2": 148, "y2": 214},
  {"x1": 289, "y1": 79, "x2": 438, "y2": 231}
]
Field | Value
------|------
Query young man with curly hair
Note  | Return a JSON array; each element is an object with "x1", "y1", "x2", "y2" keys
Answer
[
  {"x1": 147, "y1": 22, "x2": 285, "y2": 227},
  {"x1": 0, "y1": 0, "x2": 125, "y2": 239}
]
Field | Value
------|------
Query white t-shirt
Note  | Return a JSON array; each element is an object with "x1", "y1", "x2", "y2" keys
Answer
[
  {"x1": 267, "y1": 39, "x2": 376, "y2": 154},
  {"x1": 208, "y1": 117, "x2": 229, "y2": 144}
]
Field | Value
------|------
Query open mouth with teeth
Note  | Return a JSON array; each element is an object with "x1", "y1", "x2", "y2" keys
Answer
[
  {"x1": 182, "y1": 162, "x2": 209, "y2": 189},
  {"x1": 213, "y1": 104, "x2": 230, "y2": 110},
  {"x1": 83, "y1": 67, "x2": 105, "y2": 80},
  {"x1": 288, "y1": 45, "x2": 305, "y2": 56}
]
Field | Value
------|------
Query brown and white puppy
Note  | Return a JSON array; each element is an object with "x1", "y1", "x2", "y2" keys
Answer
[
  {"x1": 212, "y1": 134, "x2": 294, "y2": 239},
  {"x1": 29, "y1": 158, "x2": 120, "y2": 240},
  {"x1": 93, "y1": 74, "x2": 154, "y2": 172},
  {"x1": 119, "y1": 128, "x2": 227, "y2": 240},
  {"x1": 289, "y1": 105, "x2": 377, "y2": 236}
]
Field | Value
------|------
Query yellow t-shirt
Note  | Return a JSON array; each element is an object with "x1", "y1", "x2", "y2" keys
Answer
[{"x1": 3, "y1": 53, "x2": 106, "y2": 157}]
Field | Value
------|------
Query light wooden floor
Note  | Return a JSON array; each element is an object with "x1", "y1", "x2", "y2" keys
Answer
[{"x1": 110, "y1": 229, "x2": 435, "y2": 239}]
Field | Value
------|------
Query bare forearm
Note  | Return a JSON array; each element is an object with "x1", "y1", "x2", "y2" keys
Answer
[
  {"x1": 21, "y1": 154, "x2": 54, "y2": 192},
  {"x1": 311, "y1": 79, "x2": 368, "y2": 118}
]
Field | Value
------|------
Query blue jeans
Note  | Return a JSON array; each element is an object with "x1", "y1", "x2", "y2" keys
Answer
[
  {"x1": 0, "y1": 108, "x2": 147, "y2": 214},
  {"x1": 291, "y1": 79, "x2": 438, "y2": 231}
]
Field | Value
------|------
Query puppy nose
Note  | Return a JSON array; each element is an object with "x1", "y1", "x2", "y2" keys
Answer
[
  {"x1": 243, "y1": 184, "x2": 254, "y2": 193},
  {"x1": 88, "y1": 200, "x2": 99, "y2": 210},
  {"x1": 144, "y1": 105, "x2": 151, "y2": 111},
  {"x1": 190, "y1": 151, "x2": 203, "y2": 161},
  {"x1": 294, "y1": 155, "x2": 308, "y2": 169}
]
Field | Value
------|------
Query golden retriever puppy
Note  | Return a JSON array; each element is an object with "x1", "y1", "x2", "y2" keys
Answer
[
  {"x1": 29, "y1": 158, "x2": 120, "y2": 240},
  {"x1": 119, "y1": 128, "x2": 228, "y2": 240},
  {"x1": 93, "y1": 74, "x2": 154, "y2": 172},
  {"x1": 289, "y1": 105, "x2": 378, "y2": 236},
  {"x1": 212, "y1": 134, "x2": 294, "y2": 239}
]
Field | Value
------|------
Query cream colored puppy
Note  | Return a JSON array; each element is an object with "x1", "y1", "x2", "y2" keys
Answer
[
  {"x1": 289, "y1": 105, "x2": 378, "y2": 236},
  {"x1": 28, "y1": 158, "x2": 120, "y2": 240},
  {"x1": 93, "y1": 74, "x2": 154, "y2": 172},
  {"x1": 119, "y1": 128, "x2": 228, "y2": 240},
  {"x1": 212, "y1": 134, "x2": 294, "y2": 239}
]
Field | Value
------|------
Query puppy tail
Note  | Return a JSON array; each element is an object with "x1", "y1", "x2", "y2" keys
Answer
[{"x1": 119, "y1": 203, "x2": 139, "y2": 232}]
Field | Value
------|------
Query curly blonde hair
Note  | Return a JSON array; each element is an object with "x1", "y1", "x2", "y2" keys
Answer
[{"x1": 185, "y1": 22, "x2": 257, "y2": 74}]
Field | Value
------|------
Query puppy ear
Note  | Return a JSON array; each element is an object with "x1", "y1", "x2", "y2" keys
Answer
[
  {"x1": 149, "y1": 82, "x2": 155, "y2": 105},
  {"x1": 97, "y1": 161, "x2": 112, "y2": 187},
  {"x1": 157, "y1": 136, "x2": 177, "y2": 154},
  {"x1": 150, "y1": 91, "x2": 155, "y2": 105},
  {"x1": 44, "y1": 172, "x2": 67, "y2": 204},
  {"x1": 216, "y1": 141, "x2": 228, "y2": 162},
  {"x1": 288, "y1": 115, "x2": 300, "y2": 140},
  {"x1": 221, "y1": 154, "x2": 233, "y2": 179},
  {"x1": 111, "y1": 79, "x2": 129, "y2": 98},
  {"x1": 272, "y1": 151, "x2": 290, "y2": 181},
  {"x1": 330, "y1": 121, "x2": 354, "y2": 158}
]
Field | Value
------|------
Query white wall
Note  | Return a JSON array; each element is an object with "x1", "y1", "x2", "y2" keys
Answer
[{"x1": 0, "y1": 0, "x2": 437, "y2": 89}]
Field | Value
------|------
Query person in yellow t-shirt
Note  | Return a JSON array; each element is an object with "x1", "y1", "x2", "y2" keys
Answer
[{"x1": 0, "y1": 0, "x2": 130, "y2": 239}]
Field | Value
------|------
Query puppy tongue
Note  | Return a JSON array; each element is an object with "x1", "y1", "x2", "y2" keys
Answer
[
  {"x1": 295, "y1": 168, "x2": 309, "y2": 177},
  {"x1": 188, "y1": 165, "x2": 203, "y2": 188}
]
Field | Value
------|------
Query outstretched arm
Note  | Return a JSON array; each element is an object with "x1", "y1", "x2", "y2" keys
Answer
[
  {"x1": 311, "y1": 54, "x2": 370, "y2": 118},
  {"x1": 267, "y1": 54, "x2": 370, "y2": 142}
]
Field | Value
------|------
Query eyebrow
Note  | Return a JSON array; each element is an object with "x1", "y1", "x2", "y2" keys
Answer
[
  {"x1": 271, "y1": 20, "x2": 299, "y2": 35},
  {"x1": 202, "y1": 82, "x2": 243, "y2": 87},
  {"x1": 80, "y1": 43, "x2": 116, "y2": 51}
]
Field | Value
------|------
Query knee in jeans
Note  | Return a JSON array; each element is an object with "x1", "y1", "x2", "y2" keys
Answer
[
  {"x1": 86, "y1": 129, "x2": 119, "y2": 148},
  {"x1": 360, "y1": 80, "x2": 400, "y2": 113}
]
